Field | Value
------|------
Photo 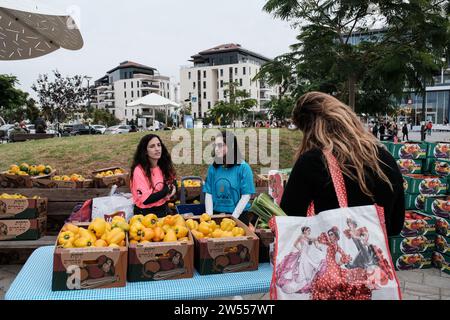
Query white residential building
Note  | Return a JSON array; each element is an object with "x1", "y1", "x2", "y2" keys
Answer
[
  {"x1": 92, "y1": 61, "x2": 178, "y2": 124},
  {"x1": 180, "y1": 44, "x2": 279, "y2": 119}
]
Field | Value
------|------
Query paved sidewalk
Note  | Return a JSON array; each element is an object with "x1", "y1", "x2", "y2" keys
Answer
[{"x1": 1, "y1": 264, "x2": 449, "y2": 300}]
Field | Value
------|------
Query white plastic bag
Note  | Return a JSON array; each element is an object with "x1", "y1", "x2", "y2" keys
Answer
[{"x1": 91, "y1": 185, "x2": 134, "y2": 222}]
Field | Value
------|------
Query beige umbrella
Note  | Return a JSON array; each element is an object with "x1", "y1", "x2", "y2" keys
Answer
[{"x1": 0, "y1": 0, "x2": 83, "y2": 60}]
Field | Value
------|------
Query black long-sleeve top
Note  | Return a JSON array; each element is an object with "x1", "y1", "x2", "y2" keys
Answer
[{"x1": 280, "y1": 147, "x2": 405, "y2": 237}]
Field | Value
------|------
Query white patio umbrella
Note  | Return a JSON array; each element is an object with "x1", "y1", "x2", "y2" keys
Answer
[
  {"x1": 0, "y1": 0, "x2": 83, "y2": 60},
  {"x1": 128, "y1": 93, "x2": 180, "y2": 125}
]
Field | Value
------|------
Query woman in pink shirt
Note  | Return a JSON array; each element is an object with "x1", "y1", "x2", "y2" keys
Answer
[{"x1": 130, "y1": 134, "x2": 177, "y2": 217}]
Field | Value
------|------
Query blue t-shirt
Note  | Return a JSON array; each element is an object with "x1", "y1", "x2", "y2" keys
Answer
[{"x1": 203, "y1": 161, "x2": 256, "y2": 214}]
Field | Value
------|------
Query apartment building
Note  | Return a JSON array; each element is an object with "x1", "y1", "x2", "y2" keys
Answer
[
  {"x1": 92, "y1": 61, "x2": 178, "y2": 123},
  {"x1": 180, "y1": 44, "x2": 278, "y2": 119}
]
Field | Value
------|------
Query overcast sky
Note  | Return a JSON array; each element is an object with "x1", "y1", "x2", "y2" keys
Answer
[{"x1": 0, "y1": 0, "x2": 298, "y2": 98}]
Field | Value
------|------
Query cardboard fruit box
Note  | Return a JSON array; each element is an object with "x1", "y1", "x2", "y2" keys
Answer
[
  {"x1": 0, "y1": 197, "x2": 47, "y2": 220},
  {"x1": 392, "y1": 251, "x2": 433, "y2": 271},
  {"x1": 389, "y1": 234, "x2": 435, "y2": 256},
  {"x1": 255, "y1": 174, "x2": 269, "y2": 188},
  {"x1": 431, "y1": 159, "x2": 450, "y2": 179},
  {"x1": 404, "y1": 193, "x2": 431, "y2": 211},
  {"x1": 127, "y1": 233, "x2": 194, "y2": 282},
  {"x1": 403, "y1": 174, "x2": 448, "y2": 195},
  {"x1": 255, "y1": 228, "x2": 274, "y2": 263},
  {"x1": 0, "y1": 217, "x2": 47, "y2": 241},
  {"x1": 435, "y1": 216, "x2": 450, "y2": 237},
  {"x1": 397, "y1": 159, "x2": 422, "y2": 175},
  {"x1": 400, "y1": 211, "x2": 435, "y2": 237},
  {"x1": 92, "y1": 167, "x2": 130, "y2": 188},
  {"x1": 0, "y1": 170, "x2": 56, "y2": 188},
  {"x1": 187, "y1": 215, "x2": 260, "y2": 275},
  {"x1": 435, "y1": 234, "x2": 450, "y2": 254},
  {"x1": 391, "y1": 141, "x2": 428, "y2": 160},
  {"x1": 423, "y1": 195, "x2": 449, "y2": 219},
  {"x1": 426, "y1": 142, "x2": 450, "y2": 159},
  {"x1": 431, "y1": 251, "x2": 450, "y2": 275},
  {"x1": 52, "y1": 223, "x2": 128, "y2": 291},
  {"x1": 33, "y1": 178, "x2": 93, "y2": 189}
]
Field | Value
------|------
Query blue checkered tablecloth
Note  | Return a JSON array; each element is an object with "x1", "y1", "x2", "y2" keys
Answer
[{"x1": 5, "y1": 246, "x2": 272, "y2": 300}]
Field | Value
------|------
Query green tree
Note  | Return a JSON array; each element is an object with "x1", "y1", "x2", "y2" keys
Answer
[
  {"x1": 24, "y1": 98, "x2": 40, "y2": 123},
  {"x1": 0, "y1": 75, "x2": 28, "y2": 123},
  {"x1": 266, "y1": 96, "x2": 295, "y2": 120},
  {"x1": 32, "y1": 70, "x2": 89, "y2": 124},
  {"x1": 208, "y1": 81, "x2": 257, "y2": 125},
  {"x1": 86, "y1": 109, "x2": 120, "y2": 127},
  {"x1": 259, "y1": 0, "x2": 450, "y2": 115}
]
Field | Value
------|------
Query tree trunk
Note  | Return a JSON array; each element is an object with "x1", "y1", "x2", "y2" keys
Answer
[{"x1": 348, "y1": 76, "x2": 356, "y2": 111}]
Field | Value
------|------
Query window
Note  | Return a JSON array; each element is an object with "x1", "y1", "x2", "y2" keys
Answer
[
  {"x1": 203, "y1": 71, "x2": 206, "y2": 78},
  {"x1": 249, "y1": 67, "x2": 251, "y2": 75},
  {"x1": 137, "y1": 82, "x2": 140, "y2": 88},
  {"x1": 243, "y1": 67, "x2": 246, "y2": 75},
  {"x1": 138, "y1": 91, "x2": 140, "y2": 97},
  {"x1": 203, "y1": 92, "x2": 207, "y2": 99},
  {"x1": 124, "y1": 92, "x2": 127, "y2": 98},
  {"x1": 168, "y1": 93, "x2": 170, "y2": 99},
  {"x1": 132, "y1": 109, "x2": 134, "y2": 116},
  {"x1": 131, "y1": 91, "x2": 134, "y2": 98},
  {"x1": 208, "y1": 102, "x2": 211, "y2": 109},
  {"x1": 131, "y1": 82, "x2": 134, "y2": 89},
  {"x1": 220, "y1": 69, "x2": 223, "y2": 77},
  {"x1": 193, "y1": 82, "x2": 196, "y2": 89},
  {"x1": 189, "y1": 92, "x2": 192, "y2": 99},
  {"x1": 239, "y1": 79, "x2": 243, "y2": 86},
  {"x1": 235, "y1": 68, "x2": 238, "y2": 75},
  {"x1": 194, "y1": 112, "x2": 196, "y2": 119},
  {"x1": 125, "y1": 109, "x2": 127, "y2": 116},
  {"x1": 167, "y1": 83, "x2": 169, "y2": 89},
  {"x1": 203, "y1": 81, "x2": 206, "y2": 89},
  {"x1": 126, "y1": 100, "x2": 127, "y2": 105},
  {"x1": 124, "y1": 82, "x2": 126, "y2": 89},
  {"x1": 220, "y1": 80, "x2": 224, "y2": 88},
  {"x1": 188, "y1": 72, "x2": 191, "y2": 80}
]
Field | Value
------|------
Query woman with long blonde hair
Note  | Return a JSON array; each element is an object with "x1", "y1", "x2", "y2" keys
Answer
[{"x1": 280, "y1": 92, "x2": 405, "y2": 236}]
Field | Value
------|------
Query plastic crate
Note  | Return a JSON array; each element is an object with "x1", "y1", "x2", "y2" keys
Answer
[{"x1": 176, "y1": 204, "x2": 205, "y2": 215}]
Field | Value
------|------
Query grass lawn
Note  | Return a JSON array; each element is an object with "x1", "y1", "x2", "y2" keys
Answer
[{"x1": 0, "y1": 129, "x2": 302, "y2": 179}]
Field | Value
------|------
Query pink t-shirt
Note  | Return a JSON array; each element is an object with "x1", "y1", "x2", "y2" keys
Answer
[{"x1": 131, "y1": 165, "x2": 167, "y2": 209}]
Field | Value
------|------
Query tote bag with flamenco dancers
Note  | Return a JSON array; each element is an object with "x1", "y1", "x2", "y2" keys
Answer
[{"x1": 269, "y1": 151, "x2": 402, "y2": 300}]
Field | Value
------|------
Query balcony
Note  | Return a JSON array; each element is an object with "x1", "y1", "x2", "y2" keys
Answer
[{"x1": 141, "y1": 83, "x2": 160, "y2": 89}]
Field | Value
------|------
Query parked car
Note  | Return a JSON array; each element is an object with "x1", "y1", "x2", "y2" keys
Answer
[
  {"x1": 92, "y1": 125, "x2": 106, "y2": 134},
  {"x1": 62, "y1": 124, "x2": 74, "y2": 135},
  {"x1": 105, "y1": 125, "x2": 131, "y2": 135},
  {"x1": 26, "y1": 124, "x2": 36, "y2": 134},
  {"x1": 0, "y1": 124, "x2": 15, "y2": 141},
  {"x1": 70, "y1": 124, "x2": 102, "y2": 136}
]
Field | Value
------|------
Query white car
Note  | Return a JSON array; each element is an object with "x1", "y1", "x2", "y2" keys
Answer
[
  {"x1": 92, "y1": 125, "x2": 106, "y2": 134},
  {"x1": 0, "y1": 124, "x2": 15, "y2": 140},
  {"x1": 26, "y1": 124, "x2": 36, "y2": 134},
  {"x1": 105, "y1": 125, "x2": 131, "y2": 135}
]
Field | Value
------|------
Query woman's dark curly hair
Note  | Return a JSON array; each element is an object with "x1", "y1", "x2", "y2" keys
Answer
[{"x1": 130, "y1": 134, "x2": 176, "y2": 186}]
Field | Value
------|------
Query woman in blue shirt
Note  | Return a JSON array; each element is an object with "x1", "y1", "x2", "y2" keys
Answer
[{"x1": 203, "y1": 131, "x2": 256, "y2": 225}]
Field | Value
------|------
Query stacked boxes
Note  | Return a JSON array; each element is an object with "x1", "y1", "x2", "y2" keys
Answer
[
  {"x1": 0, "y1": 195, "x2": 47, "y2": 241},
  {"x1": 389, "y1": 211, "x2": 435, "y2": 271}
]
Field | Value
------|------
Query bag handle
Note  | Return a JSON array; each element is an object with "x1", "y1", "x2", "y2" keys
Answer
[{"x1": 307, "y1": 150, "x2": 348, "y2": 216}]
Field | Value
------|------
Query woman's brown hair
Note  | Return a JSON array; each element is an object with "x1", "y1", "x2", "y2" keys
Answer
[{"x1": 292, "y1": 91, "x2": 393, "y2": 199}]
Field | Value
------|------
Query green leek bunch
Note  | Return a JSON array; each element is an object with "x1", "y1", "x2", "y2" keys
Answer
[{"x1": 250, "y1": 193, "x2": 287, "y2": 228}]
